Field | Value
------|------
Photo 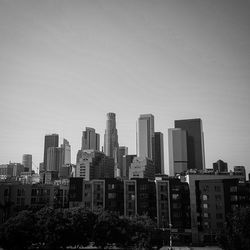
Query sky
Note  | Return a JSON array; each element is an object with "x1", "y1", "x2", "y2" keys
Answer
[{"x1": 0, "y1": 0, "x2": 249, "y2": 175}]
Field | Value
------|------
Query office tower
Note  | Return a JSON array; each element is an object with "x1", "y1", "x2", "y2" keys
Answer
[
  {"x1": 175, "y1": 118, "x2": 205, "y2": 170},
  {"x1": 81, "y1": 127, "x2": 100, "y2": 151},
  {"x1": 129, "y1": 156, "x2": 155, "y2": 180},
  {"x1": 43, "y1": 134, "x2": 59, "y2": 171},
  {"x1": 137, "y1": 114, "x2": 154, "y2": 159},
  {"x1": 104, "y1": 113, "x2": 119, "y2": 176},
  {"x1": 153, "y1": 132, "x2": 164, "y2": 174},
  {"x1": 168, "y1": 128, "x2": 188, "y2": 176},
  {"x1": 104, "y1": 113, "x2": 119, "y2": 157},
  {"x1": 76, "y1": 150, "x2": 114, "y2": 180},
  {"x1": 118, "y1": 146, "x2": 128, "y2": 177},
  {"x1": 22, "y1": 154, "x2": 32, "y2": 172},
  {"x1": 122, "y1": 154, "x2": 136, "y2": 179},
  {"x1": 234, "y1": 166, "x2": 246, "y2": 180},
  {"x1": 213, "y1": 159, "x2": 228, "y2": 172},
  {"x1": 61, "y1": 139, "x2": 71, "y2": 164}
]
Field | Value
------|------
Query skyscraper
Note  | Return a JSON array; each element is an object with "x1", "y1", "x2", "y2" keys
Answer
[
  {"x1": 104, "y1": 113, "x2": 119, "y2": 157},
  {"x1": 22, "y1": 154, "x2": 32, "y2": 172},
  {"x1": 82, "y1": 127, "x2": 100, "y2": 151},
  {"x1": 175, "y1": 118, "x2": 205, "y2": 170},
  {"x1": 43, "y1": 134, "x2": 59, "y2": 171},
  {"x1": 118, "y1": 146, "x2": 128, "y2": 177},
  {"x1": 168, "y1": 128, "x2": 188, "y2": 176},
  {"x1": 137, "y1": 114, "x2": 154, "y2": 159},
  {"x1": 153, "y1": 132, "x2": 164, "y2": 174},
  {"x1": 61, "y1": 139, "x2": 71, "y2": 165}
]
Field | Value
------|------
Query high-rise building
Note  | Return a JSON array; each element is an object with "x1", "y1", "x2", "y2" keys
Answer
[
  {"x1": 129, "y1": 156, "x2": 155, "y2": 180},
  {"x1": 46, "y1": 147, "x2": 64, "y2": 172},
  {"x1": 104, "y1": 113, "x2": 119, "y2": 176},
  {"x1": 81, "y1": 127, "x2": 100, "y2": 151},
  {"x1": 104, "y1": 113, "x2": 119, "y2": 157},
  {"x1": 43, "y1": 134, "x2": 59, "y2": 171},
  {"x1": 61, "y1": 139, "x2": 71, "y2": 165},
  {"x1": 122, "y1": 154, "x2": 136, "y2": 179},
  {"x1": 137, "y1": 114, "x2": 154, "y2": 159},
  {"x1": 213, "y1": 159, "x2": 228, "y2": 172},
  {"x1": 118, "y1": 146, "x2": 128, "y2": 177},
  {"x1": 153, "y1": 132, "x2": 164, "y2": 174},
  {"x1": 76, "y1": 150, "x2": 114, "y2": 180},
  {"x1": 22, "y1": 154, "x2": 32, "y2": 172},
  {"x1": 174, "y1": 118, "x2": 205, "y2": 170},
  {"x1": 168, "y1": 128, "x2": 188, "y2": 176}
]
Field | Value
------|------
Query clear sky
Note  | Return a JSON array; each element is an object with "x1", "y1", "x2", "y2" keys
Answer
[{"x1": 0, "y1": 0, "x2": 249, "y2": 175}]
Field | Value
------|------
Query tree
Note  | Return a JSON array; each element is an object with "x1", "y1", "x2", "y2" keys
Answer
[
  {"x1": 34, "y1": 207, "x2": 72, "y2": 250},
  {"x1": 217, "y1": 207, "x2": 250, "y2": 250},
  {"x1": 0, "y1": 210, "x2": 36, "y2": 250},
  {"x1": 69, "y1": 207, "x2": 97, "y2": 248}
]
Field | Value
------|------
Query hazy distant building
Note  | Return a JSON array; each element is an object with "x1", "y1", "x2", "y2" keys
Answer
[
  {"x1": 22, "y1": 154, "x2": 32, "y2": 172},
  {"x1": 213, "y1": 159, "x2": 228, "y2": 173},
  {"x1": 122, "y1": 154, "x2": 136, "y2": 179},
  {"x1": 137, "y1": 114, "x2": 154, "y2": 159},
  {"x1": 47, "y1": 147, "x2": 63, "y2": 172},
  {"x1": 76, "y1": 150, "x2": 114, "y2": 180},
  {"x1": 129, "y1": 156, "x2": 155, "y2": 180},
  {"x1": 153, "y1": 132, "x2": 164, "y2": 174},
  {"x1": 104, "y1": 113, "x2": 119, "y2": 176},
  {"x1": 81, "y1": 127, "x2": 100, "y2": 151},
  {"x1": 61, "y1": 139, "x2": 71, "y2": 165},
  {"x1": 168, "y1": 128, "x2": 188, "y2": 176},
  {"x1": 175, "y1": 118, "x2": 205, "y2": 170},
  {"x1": 43, "y1": 134, "x2": 59, "y2": 171},
  {"x1": 118, "y1": 146, "x2": 128, "y2": 177}
]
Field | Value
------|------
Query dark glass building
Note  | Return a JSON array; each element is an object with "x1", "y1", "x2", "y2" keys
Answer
[
  {"x1": 175, "y1": 119, "x2": 205, "y2": 170},
  {"x1": 43, "y1": 134, "x2": 59, "y2": 171},
  {"x1": 153, "y1": 132, "x2": 164, "y2": 174}
]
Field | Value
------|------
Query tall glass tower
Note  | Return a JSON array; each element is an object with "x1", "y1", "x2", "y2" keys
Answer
[
  {"x1": 104, "y1": 112, "x2": 119, "y2": 159},
  {"x1": 137, "y1": 114, "x2": 154, "y2": 159}
]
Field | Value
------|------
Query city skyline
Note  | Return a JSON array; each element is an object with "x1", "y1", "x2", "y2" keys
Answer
[{"x1": 0, "y1": 0, "x2": 249, "y2": 175}]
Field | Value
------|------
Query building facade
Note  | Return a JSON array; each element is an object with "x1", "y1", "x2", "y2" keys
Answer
[
  {"x1": 82, "y1": 127, "x2": 100, "y2": 151},
  {"x1": 43, "y1": 134, "x2": 59, "y2": 171},
  {"x1": 22, "y1": 154, "x2": 32, "y2": 172},
  {"x1": 168, "y1": 128, "x2": 188, "y2": 176},
  {"x1": 137, "y1": 114, "x2": 154, "y2": 159},
  {"x1": 175, "y1": 119, "x2": 205, "y2": 170},
  {"x1": 153, "y1": 132, "x2": 164, "y2": 174}
]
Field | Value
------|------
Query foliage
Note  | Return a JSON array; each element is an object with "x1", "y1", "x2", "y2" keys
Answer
[
  {"x1": 217, "y1": 207, "x2": 250, "y2": 250},
  {"x1": 0, "y1": 210, "x2": 36, "y2": 250},
  {"x1": 0, "y1": 208, "x2": 157, "y2": 250}
]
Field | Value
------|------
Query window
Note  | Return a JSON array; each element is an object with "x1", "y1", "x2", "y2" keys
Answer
[
  {"x1": 128, "y1": 185, "x2": 135, "y2": 192},
  {"x1": 140, "y1": 184, "x2": 147, "y2": 191},
  {"x1": 85, "y1": 184, "x2": 91, "y2": 189},
  {"x1": 204, "y1": 213, "x2": 209, "y2": 218},
  {"x1": 217, "y1": 222, "x2": 224, "y2": 228},
  {"x1": 214, "y1": 186, "x2": 221, "y2": 192},
  {"x1": 108, "y1": 184, "x2": 115, "y2": 190},
  {"x1": 230, "y1": 186, "x2": 237, "y2": 192},
  {"x1": 203, "y1": 195, "x2": 208, "y2": 201},
  {"x1": 230, "y1": 195, "x2": 238, "y2": 201},
  {"x1": 215, "y1": 195, "x2": 222, "y2": 201},
  {"x1": 203, "y1": 185, "x2": 209, "y2": 192},
  {"x1": 203, "y1": 203, "x2": 208, "y2": 209},
  {"x1": 216, "y1": 213, "x2": 223, "y2": 219},
  {"x1": 172, "y1": 194, "x2": 179, "y2": 200},
  {"x1": 108, "y1": 193, "x2": 116, "y2": 199},
  {"x1": 161, "y1": 193, "x2": 167, "y2": 200}
]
